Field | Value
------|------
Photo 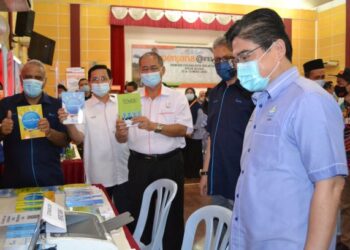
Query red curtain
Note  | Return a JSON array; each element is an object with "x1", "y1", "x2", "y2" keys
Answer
[{"x1": 110, "y1": 25, "x2": 125, "y2": 91}]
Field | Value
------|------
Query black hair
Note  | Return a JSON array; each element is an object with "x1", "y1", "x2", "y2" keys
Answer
[
  {"x1": 57, "y1": 84, "x2": 67, "y2": 91},
  {"x1": 323, "y1": 81, "x2": 333, "y2": 90},
  {"x1": 78, "y1": 78, "x2": 88, "y2": 84},
  {"x1": 225, "y1": 8, "x2": 292, "y2": 61},
  {"x1": 139, "y1": 52, "x2": 164, "y2": 67},
  {"x1": 88, "y1": 64, "x2": 112, "y2": 80},
  {"x1": 126, "y1": 81, "x2": 138, "y2": 91},
  {"x1": 185, "y1": 87, "x2": 197, "y2": 97}
]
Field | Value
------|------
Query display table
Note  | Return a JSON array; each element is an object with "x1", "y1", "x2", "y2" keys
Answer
[{"x1": 0, "y1": 184, "x2": 139, "y2": 250}]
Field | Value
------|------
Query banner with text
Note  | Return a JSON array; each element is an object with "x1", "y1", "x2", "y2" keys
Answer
[{"x1": 131, "y1": 45, "x2": 220, "y2": 87}]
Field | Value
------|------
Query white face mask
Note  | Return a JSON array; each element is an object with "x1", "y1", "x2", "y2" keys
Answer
[
  {"x1": 315, "y1": 79, "x2": 326, "y2": 87},
  {"x1": 186, "y1": 93, "x2": 195, "y2": 101}
]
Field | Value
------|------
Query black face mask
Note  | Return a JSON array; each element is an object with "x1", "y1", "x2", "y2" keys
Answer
[{"x1": 334, "y1": 85, "x2": 348, "y2": 97}]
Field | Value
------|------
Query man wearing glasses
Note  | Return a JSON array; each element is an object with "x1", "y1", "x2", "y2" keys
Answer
[
  {"x1": 0, "y1": 59, "x2": 69, "y2": 188},
  {"x1": 58, "y1": 64, "x2": 130, "y2": 213},
  {"x1": 199, "y1": 36, "x2": 255, "y2": 210},
  {"x1": 116, "y1": 52, "x2": 192, "y2": 250},
  {"x1": 227, "y1": 8, "x2": 347, "y2": 250}
]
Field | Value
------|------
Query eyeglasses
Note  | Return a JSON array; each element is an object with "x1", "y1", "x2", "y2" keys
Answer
[
  {"x1": 211, "y1": 57, "x2": 235, "y2": 66},
  {"x1": 90, "y1": 76, "x2": 109, "y2": 83},
  {"x1": 234, "y1": 45, "x2": 262, "y2": 64}
]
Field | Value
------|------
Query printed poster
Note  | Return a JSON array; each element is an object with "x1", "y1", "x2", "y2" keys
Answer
[
  {"x1": 131, "y1": 44, "x2": 220, "y2": 86},
  {"x1": 17, "y1": 105, "x2": 45, "y2": 140}
]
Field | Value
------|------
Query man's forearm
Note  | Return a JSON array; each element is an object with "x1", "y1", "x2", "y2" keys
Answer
[
  {"x1": 65, "y1": 125, "x2": 84, "y2": 145},
  {"x1": 47, "y1": 129, "x2": 69, "y2": 147},
  {"x1": 202, "y1": 137, "x2": 211, "y2": 171},
  {"x1": 304, "y1": 176, "x2": 345, "y2": 250},
  {"x1": 156, "y1": 123, "x2": 187, "y2": 137}
]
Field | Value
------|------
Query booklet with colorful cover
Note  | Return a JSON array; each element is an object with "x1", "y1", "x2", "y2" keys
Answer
[
  {"x1": 17, "y1": 105, "x2": 45, "y2": 140},
  {"x1": 117, "y1": 93, "x2": 142, "y2": 126},
  {"x1": 61, "y1": 92, "x2": 85, "y2": 124}
]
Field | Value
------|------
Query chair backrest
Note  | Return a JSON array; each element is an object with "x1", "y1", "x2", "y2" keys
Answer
[
  {"x1": 181, "y1": 205, "x2": 232, "y2": 250},
  {"x1": 133, "y1": 178, "x2": 178, "y2": 250}
]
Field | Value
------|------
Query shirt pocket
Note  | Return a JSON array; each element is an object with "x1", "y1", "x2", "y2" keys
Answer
[
  {"x1": 157, "y1": 109, "x2": 176, "y2": 124},
  {"x1": 251, "y1": 122, "x2": 280, "y2": 169}
]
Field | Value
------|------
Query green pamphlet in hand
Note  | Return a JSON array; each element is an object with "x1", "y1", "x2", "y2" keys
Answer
[{"x1": 117, "y1": 93, "x2": 142, "y2": 127}]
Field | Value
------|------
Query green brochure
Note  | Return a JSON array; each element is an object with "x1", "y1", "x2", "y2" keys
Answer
[{"x1": 117, "y1": 93, "x2": 142, "y2": 122}]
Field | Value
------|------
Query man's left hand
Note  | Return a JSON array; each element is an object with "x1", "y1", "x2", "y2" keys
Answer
[
  {"x1": 38, "y1": 118, "x2": 51, "y2": 137},
  {"x1": 132, "y1": 116, "x2": 157, "y2": 131}
]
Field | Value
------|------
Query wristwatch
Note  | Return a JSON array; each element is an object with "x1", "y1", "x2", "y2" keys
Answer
[
  {"x1": 199, "y1": 169, "x2": 208, "y2": 176},
  {"x1": 154, "y1": 123, "x2": 164, "y2": 133}
]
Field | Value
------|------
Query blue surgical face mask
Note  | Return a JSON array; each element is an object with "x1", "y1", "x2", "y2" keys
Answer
[
  {"x1": 80, "y1": 85, "x2": 90, "y2": 93},
  {"x1": 91, "y1": 82, "x2": 110, "y2": 97},
  {"x1": 141, "y1": 72, "x2": 161, "y2": 88},
  {"x1": 215, "y1": 61, "x2": 236, "y2": 81},
  {"x1": 23, "y1": 79, "x2": 43, "y2": 98},
  {"x1": 237, "y1": 43, "x2": 279, "y2": 92}
]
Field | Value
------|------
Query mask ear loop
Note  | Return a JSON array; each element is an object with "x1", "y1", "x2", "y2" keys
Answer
[{"x1": 257, "y1": 41, "x2": 280, "y2": 79}]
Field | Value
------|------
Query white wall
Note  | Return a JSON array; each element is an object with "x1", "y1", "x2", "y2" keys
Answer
[{"x1": 124, "y1": 26, "x2": 223, "y2": 89}]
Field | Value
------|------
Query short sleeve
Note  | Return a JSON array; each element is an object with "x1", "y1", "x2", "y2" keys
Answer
[
  {"x1": 293, "y1": 93, "x2": 348, "y2": 182},
  {"x1": 174, "y1": 93, "x2": 193, "y2": 134}
]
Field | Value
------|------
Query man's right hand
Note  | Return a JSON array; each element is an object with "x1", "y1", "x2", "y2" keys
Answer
[
  {"x1": 199, "y1": 175, "x2": 208, "y2": 196},
  {"x1": 58, "y1": 108, "x2": 68, "y2": 124},
  {"x1": 116, "y1": 119, "x2": 128, "y2": 141},
  {"x1": 0, "y1": 110, "x2": 13, "y2": 135}
]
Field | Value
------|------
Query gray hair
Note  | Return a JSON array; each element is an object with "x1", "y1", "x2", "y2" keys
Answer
[
  {"x1": 139, "y1": 52, "x2": 164, "y2": 67},
  {"x1": 22, "y1": 59, "x2": 46, "y2": 78},
  {"x1": 213, "y1": 36, "x2": 231, "y2": 50}
]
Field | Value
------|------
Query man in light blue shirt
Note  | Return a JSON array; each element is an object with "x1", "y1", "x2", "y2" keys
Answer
[{"x1": 226, "y1": 8, "x2": 348, "y2": 250}]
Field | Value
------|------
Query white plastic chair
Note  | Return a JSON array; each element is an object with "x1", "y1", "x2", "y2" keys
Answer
[
  {"x1": 181, "y1": 205, "x2": 232, "y2": 250},
  {"x1": 133, "y1": 178, "x2": 178, "y2": 250}
]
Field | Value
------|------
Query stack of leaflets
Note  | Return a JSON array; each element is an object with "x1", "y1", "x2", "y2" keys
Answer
[
  {"x1": 0, "y1": 211, "x2": 41, "y2": 250},
  {"x1": 17, "y1": 105, "x2": 45, "y2": 140},
  {"x1": 62, "y1": 92, "x2": 85, "y2": 124},
  {"x1": 15, "y1": 191, "x2": 55, "y2": 212},
  {"x1": 64, "y1": 186, "x2": 104, "y2": 209}
]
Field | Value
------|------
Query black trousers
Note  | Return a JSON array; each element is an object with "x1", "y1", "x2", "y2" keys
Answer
[
  {"x1": 183, "y1": 137, "x2": 203, "y2": 178},
  {"x1": 127, "y1": 150, "x2": 184, "y2": 250},
  {"x1": 105, "y1": 181, "x2": 130, "y2": 214}
]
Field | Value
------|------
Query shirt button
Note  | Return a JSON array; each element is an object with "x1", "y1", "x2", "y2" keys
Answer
[
  {"x1": 253, "y1": 125, "x2": 256, "y2": 129},
  {"x1": 235, "y1": 217, "x2": 238, "y2": 221},
  {"x1": 236, "y1": 194, "x2": 239, "y2": 198},
  {"x1": 259, "y1": 104, "x2": 263, "y2": 108},
  {"x1": 248, "y1": 148, "x2": 251, "y2": 152},
  {"x1": 241, "y1": 170, "x2": 244, "y2": 174}
]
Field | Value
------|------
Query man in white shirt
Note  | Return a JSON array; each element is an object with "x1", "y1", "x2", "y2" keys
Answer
[
  {"x1": 116, "y1": 52, "x2": 192, "y2": 250},
  {"x1": 58, "y1": 65, "x2": 129, "y2": 213}
]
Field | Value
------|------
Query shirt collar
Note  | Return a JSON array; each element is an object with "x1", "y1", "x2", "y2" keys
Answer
[
  {"x1": 252, "y1": 67, "x2": 299, "y2": 105},
  {"x1": 89, "y1": 94, "x2": 116, "y2": 106},
  {"x1": 140, "y1": 84, "x2": 171, "y2": 98},
  {"x1": 16, "y1": 92, "x2": 52, "y2": 105}
]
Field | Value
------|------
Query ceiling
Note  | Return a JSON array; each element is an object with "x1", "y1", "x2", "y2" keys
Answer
[{"x1": 187, "y1": 0, "x2": 337, "y2": 10}]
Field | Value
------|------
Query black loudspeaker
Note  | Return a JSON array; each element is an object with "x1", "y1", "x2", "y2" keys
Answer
[
  {"x1": 15, "y1": 11, "x2": 35, "y2": 36},
  {"x1": 28, "y1": 32, "x2": 56, "y2": 65}
]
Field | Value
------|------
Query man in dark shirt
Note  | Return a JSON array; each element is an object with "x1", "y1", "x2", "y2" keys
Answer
[
  {"x1": 199, "y1": 36, "x2": 255, "y2": 209},
  {"x1": 0, "y1": 59, "x2": 69, "y2": 188}
]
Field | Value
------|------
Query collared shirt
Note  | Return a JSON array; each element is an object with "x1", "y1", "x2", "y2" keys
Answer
[
  {"x1": 0, "y1": 93, "x2": 66, "y2": 188},
  {"x1": 76, "y1": 95, "x2": 129, "y2": 187},
  {"x1": 128, "y1": 86, "x2": 193, "y2": 154},
  {"x1": 231, "y1": 67, "x2": 348, "y2": 250},
  {"x1": 207, "y1": 80, "x2": 254, "y2": 199}
]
